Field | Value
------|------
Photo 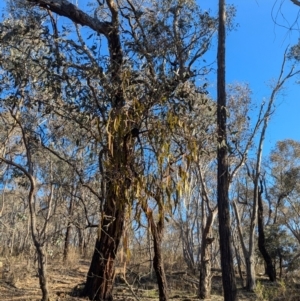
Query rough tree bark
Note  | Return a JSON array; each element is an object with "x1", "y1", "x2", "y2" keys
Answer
[
  {"x1": 1, "y1": 160, "x2": 50, "y2": 301},
  {"x1": 63, "y1": 192, "x2": 74, "y2": 263},
  {"x1": 199, "y1": 207, "x2": 217, "y2": 299},
  {"x1": 26, "y1": 1, "x2": 129, "y2": 300},
  {"x1": 145, "y1": 207, "x2": 169, "y2": 301},
  {"x1": 197, "y1": 166, "x2": 218, "y2": 299},
  {"x1": 245, "y1": 48, "x2": 299, "y2": 291},
  {"x1": 257, "y1": 181, "x2": 276, "y2": 281},
  {"x1": 216, "y1": 0, "x2": 237, "y2": 300},
  {"x1": 83, "y1": 191, "x2": 125, "y2": 300},
  {"x1": 232, "y1": 198, "x2": 256, "y2": 291}
]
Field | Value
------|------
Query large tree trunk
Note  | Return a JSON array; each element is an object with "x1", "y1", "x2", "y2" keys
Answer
[
  {"x1": 216, "y1": 0, "x2": 237, "y2": 300},
  {"x1": 257, "y1": 185, "x2": 276, "y2": 281},
  {"x1": 82, "y1": 194, "x2": 125, "y2": 301},
  {"x1": 83, "y1": 123, "x2": 133, "y2": 300},
  {"x1": 24, "y1": 3, "x2": 126, "y2": 297}
]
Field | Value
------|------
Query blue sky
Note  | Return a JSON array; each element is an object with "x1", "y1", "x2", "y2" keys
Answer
[
  {"x1": 1, "y1": 0, "x2": 300, "y2": 156},
  {"x1": 210, "y1": 0, "x2": 300, "y2": 155},
  {"x1": 228, "y1": 0, "x2": 300, "y2": 155}
]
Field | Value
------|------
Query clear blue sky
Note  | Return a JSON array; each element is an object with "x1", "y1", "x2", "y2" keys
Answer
[
  {"x1": 202, "y1": 0, "x2": 300, "y2": 155},
  {"x1": 1, "y1": 0, "x2": 300, "y2": 155},
  {"x1": 227, "y1": 0, "x2": 300, "y2": 154}
]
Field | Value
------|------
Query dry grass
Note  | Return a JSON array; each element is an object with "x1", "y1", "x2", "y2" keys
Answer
[{"x1": 0, "y1": 257, "x2": 300, "y2": 301}]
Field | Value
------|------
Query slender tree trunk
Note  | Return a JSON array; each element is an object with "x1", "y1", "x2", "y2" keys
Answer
[
  {"x1": 244, "y1": 253, "x2": 255, "y2": 291},
  {"x1": 199, "y1": 209, "x2": 217, "y2": 299},
  {"x1": 28, "y1": 183, "x2": 50, "y2": 301},
  {"x1": 245, "y1": 216, "x2": 256, "y2": 292},
  {"x1": 257, "y1": 185, "x2": 276, "y2": 281},
  {"x1": 10, "y1": 227, "x2": 16, "y2": 255},
  {"x1": 34, "y1": 242, "x2": 49, "y2": 301},
  {"x1": 147, "y1": 208, "x2": 168, "y2": 301},
  {"x1": 63, "y1": 222, "x2": 72, "y2": 262},
  {"x1": 232, "y1": 200, "x2": 255, "y2": 291},
  {"x1": 279, "y1": 253, "x2": 283, "y2": 279},
  {"x1": 63, "y1": 196, "x2": 74, "y2": 262},
  {"x1": 233, "y1": 238, "x2": 244, "y2": 286},
  {"x1": 147, "y1": 225, "x2": 154, "y2": 279},
  {"x1": 77, "y1": 226, "x2": 85, "y2": 256},
  {"x1": 217, "y1": 0, "x2": 237, "y2": 300},
  {"x1": 21, "y1": 217, "x2": 30, "y2": 253}
]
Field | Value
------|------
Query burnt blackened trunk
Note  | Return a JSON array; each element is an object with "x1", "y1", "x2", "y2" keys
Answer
[
  {"x1": 257, "y1": 184, "x2": 276, "y2": 281},
  {"x1": 216, "y1": 0, "x2": 237, "y2": 300}
]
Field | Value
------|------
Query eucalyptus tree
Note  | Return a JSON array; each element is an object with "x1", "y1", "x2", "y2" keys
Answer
[
  {"x1": 169, "y1": 94, "x2": 218, "y2": 299},
  {"x1": 0, "y1": 12, "x2": 98, "y2": 301},
  {"x1": 197, "y1": 158, "x2": 218, "y2": 300},
  {"x1": 0, "y1": 98, "x2": 55, "y2": 301},
  {"x1": 269, "y1": 139, "x2": 300, "y2": 223},
  {"x1": 267, "y1": 140, "x2": 300, "y2": 267},
  {"x1": 217, "y1": 1, "x2": 237, "y2": 299},
  {"x1": 0, "y1": 12, "x2": 63, "y2": 300},
  {"x1": 166, "y1": 79, "x2": 253, "y2": 299},
  {"x1": 197, "y1": 83, "x2": 258, "y2": 299},
  {"x1": 0, "y1": 0, "x2": 219, "y2": 300},
  {"x1": 231, "y1": 50, "x2": 300, "y2": 291},
  {"x1": 137, "y1": 82, "x2": 219, "y2": 301}
]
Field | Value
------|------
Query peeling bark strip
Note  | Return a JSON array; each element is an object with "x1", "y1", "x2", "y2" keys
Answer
[{"x1": 216, "y1": 0, "x2": 237, "y2": 300}]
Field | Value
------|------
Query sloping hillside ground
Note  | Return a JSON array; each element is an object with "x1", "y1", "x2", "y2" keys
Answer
[{"x1": 0, "y1": 257, "x2": 299, "y2": 301}]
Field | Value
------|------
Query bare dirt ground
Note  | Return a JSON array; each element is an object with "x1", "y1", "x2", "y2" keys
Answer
[{"x1": 0, "y1": 258, "x2": 299, "y2": 301}]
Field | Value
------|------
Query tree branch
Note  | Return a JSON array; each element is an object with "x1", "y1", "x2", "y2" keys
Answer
[
  {"x1": 0, "y1": 156, "x2": 36, "y2": 189},
  {"x1": 27, "y1": 0, "x2": 111, "y2": 36},
  {"x1": 291, "y1": 0, "x2": 300, "y2": 7}
]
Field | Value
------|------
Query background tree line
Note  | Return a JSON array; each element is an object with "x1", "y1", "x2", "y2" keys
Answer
[{"x1": 0, "y1": 1, "x2": 300, "y2": 301}]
